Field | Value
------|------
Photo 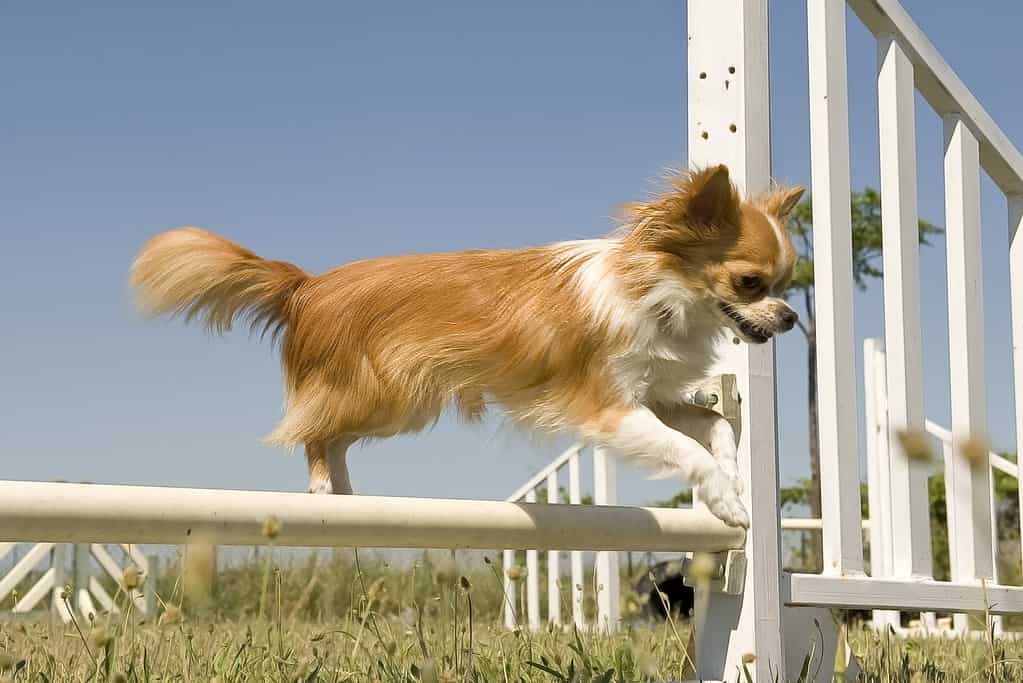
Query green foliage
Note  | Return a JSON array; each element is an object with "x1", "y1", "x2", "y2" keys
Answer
[
  {"x1": 785, "y1": 188, "x2": 942, "y2": 297},
  {"x1": 649, "y1": 488, "x2": 694, "y2": 508}
]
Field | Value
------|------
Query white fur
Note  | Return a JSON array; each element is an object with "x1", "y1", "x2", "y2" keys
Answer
[
  {"x1": 768, "y1": 215, "x2": 796, "y2": 270},
  {"x1": 583, "y1": 406, "x2": 747, "y2": 527},
  {"x1": 566, "y1": 239, "x2": 747, "y2": 527},
  {"x1": 558, "y1": 239, "x2": 639, "y2": 337}
]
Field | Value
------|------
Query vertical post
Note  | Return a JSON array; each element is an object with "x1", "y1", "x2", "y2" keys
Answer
[
  {"x1": 503, "y1": 548, "x2": 518, "y2": 629},
  {"x1": 864, "y1": 339, "x2": 884, "y2": 578},
  {"x1": 877, "y1": 34, "x2": 933, "y2": 579},
  {"x1": 1009, "y1": 194, "x2": 1023, "y2": 580},
  {"x1": 944, "y1": 115, "x2": 994, "y2": 619},
  {"x1": 568, "y1": 449, "x2": 585, "y2": 629},
  {"x1": 941, "y1": 439, "x2": 960, "y2": 632},
  {"x1": 688, "y1": 1, "x2": 786, "y2": 679},
  {"x1": 524, "y1": 489, "x2": 540, "y2": 631},
  {"x1": 546, "y1": 471, "x2": 562, "y2": 626},
  {"x1": 593, "y1": 447, "x2": 620, "y2": 631},
  {"x1": 50, "y1": 544, "x2": 67, "y2": 622},
  {"x1": 144, "y1": 554, "x2": 159, "y2": 618},
  {"x1": 864, "y1": 340, "x2": 900, "y2": 629},
  {"x1": 990, "y1": 473, "x2": 1004, "y2": 636},
  {"x1": 72, "y1": 544, "x2": 92, "y2": 619},
  {"x1": 807, "y1": 0, "x2": 864, "y2": 576}
]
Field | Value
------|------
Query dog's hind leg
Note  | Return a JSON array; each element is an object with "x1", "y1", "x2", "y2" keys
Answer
[
  {"x1": 326, "y1": 436, "x2": 357, "y2": 495},
  {"x1": 305, "y1": 441, "x2": 333, "y2": 494}
]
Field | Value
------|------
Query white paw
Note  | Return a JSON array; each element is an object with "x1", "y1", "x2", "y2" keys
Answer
[
  {"x1": 699, "y1": 469, "x2": 750, "y2": 529},
  {"x1": 308, "y1": 479, "x2": 333, "y2": 495}
]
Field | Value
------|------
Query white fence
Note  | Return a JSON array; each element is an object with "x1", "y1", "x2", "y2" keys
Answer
[
  {"x1": 4, "y1": 0, "x2": 1023, "y2": 680},
  {"x1": 0, "y1": 542, "x2": 152, "y2": 623},
  {"x1": 501, "y1": 444, "x2": 623, "y2": 632}
]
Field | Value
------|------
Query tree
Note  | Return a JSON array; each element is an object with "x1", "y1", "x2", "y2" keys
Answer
[{"x1": 785, "y1": 188, "x2": 941, "y2": 568}]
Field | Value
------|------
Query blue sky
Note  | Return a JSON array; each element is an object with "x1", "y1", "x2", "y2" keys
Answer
[{"x1": 2, "y1": 1, "x2": 1022, "y2": 507}]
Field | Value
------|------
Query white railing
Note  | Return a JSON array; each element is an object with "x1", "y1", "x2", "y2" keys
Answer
[
  {"x1": 780, "y1": 0, "x2": 1023, "y2": 652},
  {"x1": 865, "y1": 341, "x2": 1021, "y2": 636},
  {"x1": 502, "y1": 444, "x2": 625, "y2": 631},
  {"x1": 0, "y1": 541, "x2": 151, "y2": 623}
]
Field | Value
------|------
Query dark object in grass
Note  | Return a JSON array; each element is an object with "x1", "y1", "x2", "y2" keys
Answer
[{"x1": 634, "y1": 560, "x2": 695, "y2": 621}]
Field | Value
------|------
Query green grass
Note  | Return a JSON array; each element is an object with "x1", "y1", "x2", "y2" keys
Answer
[{"x1": 2, "y1": 548, "x2": 1023, "y2": 681}]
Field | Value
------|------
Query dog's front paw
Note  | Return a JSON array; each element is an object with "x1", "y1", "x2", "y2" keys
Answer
[{"x1": 699, "y1": 470, "x2": 750, "y2": 529}]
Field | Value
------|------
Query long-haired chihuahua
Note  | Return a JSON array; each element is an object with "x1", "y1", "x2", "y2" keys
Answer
[{"x1": 131, "y1": 164, "x2": 802, "y2": 527}]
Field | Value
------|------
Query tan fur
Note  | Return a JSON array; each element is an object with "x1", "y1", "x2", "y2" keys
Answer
[{"x1": 130, "y1": 165, "x2": 801, "y2": 473}]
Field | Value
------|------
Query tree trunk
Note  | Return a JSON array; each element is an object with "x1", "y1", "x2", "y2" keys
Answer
[{"x1": 807, "y1": 325, "x2": 823, "y2": 571}]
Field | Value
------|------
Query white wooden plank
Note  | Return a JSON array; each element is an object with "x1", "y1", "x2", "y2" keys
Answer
[
  {"x1": 944, "y1": 114, "x2": 994, "y2": 593},
  {"x1": 863, "y1": 339, "x2": 885, "y2": 576},
  {"x1": 52, "y1": 585, "x2": 72, "y2": 623},
  {"x1": 120, "y1": 543, "x2": 150, "y2": 574},
  {"x1": 77, "y1": 587, "x2": 96, "y2": 620},
  {"x1": 502, "y1": 548, "x2": 517, "y2": 629},
  {"x1": 524, "y1": 489, "x2": 540, "y2": 631},
  {"x1": 91, "y1": 543, "x2": 124, "y2": 585},
  {"x1": 945, "y1": 117, "x2": 995, "y2": 637},
  {"x1": 1009, "y1": 195, "x2": 1023, "y2": 575},
  {"x1": 545, "y1": 472, "x2": 561, "y2": 626},
  {"x1": 0, "y1": 543, "x2": 54, "y2": 603},
  {"x1": 568, "y1": 450, "x2": 585, "y2": 629},
  {"x1": 506, "y1": 443, "x2": 583, "y2": 503},
  {"x1": 877, "y1": 34, "x2": 933, "y2": 578},
  {"x1": 847, "y1": 0, "x2": 1023, "y2": 194},
  {"x1": 11, "y1": 567, "x2": 55, "y2": 613},
  {"x1": 688, "y1": 0, "x2": 785, "y2": 678},
  {"x1": 89, "y1": 576, "x2": 120, "y2": 614},
  {"x1": 807, "y1": 0, "x2": 865, "y2": 576},
  {"x1": 865, "y1": 340, "x2": 901, "y2": 630},
  {"x1": 0, "y1": 543, "x2": 14, "y2": 563},
  {"x1": 592, "y1": 447, "x2": 619, "y2": 632},
  {"x1": 789, "y1": 573, "x2": 1023, "y2": 615},
  {"x1": 780, "y1": 518, "x2": 870, "y2": 530}
]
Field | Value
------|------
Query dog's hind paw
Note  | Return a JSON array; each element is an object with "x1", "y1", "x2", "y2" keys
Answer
[{"x1": 307, "y1": 479, "x2": 333, "y2": 495}]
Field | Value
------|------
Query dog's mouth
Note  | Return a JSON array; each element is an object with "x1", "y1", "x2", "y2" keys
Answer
[{"x1": 717, "y1": 302, "x2": 772, "y2": 344}]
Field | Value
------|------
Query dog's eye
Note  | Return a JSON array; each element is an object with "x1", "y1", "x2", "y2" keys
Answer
[{"x1": 735, "y1": 275, "x2": 763, "y2": 292}]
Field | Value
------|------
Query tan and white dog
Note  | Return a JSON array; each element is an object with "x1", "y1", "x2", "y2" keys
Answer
[{"x1": 131, "y1": 164, "x2": 802, "y2": 527}]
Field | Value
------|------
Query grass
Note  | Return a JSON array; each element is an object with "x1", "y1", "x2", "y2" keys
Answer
[{"x1": 2, "y1": 548, "x2": 1023, "y2": 682}]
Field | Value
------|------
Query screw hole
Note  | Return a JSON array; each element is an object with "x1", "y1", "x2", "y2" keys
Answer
[
  {"x1": 728, "y1": 66, "x2": 736, "y2": 74},
  {"x1": 701, "y1": 131, "x2": 709, "y2": 140},
  {"x1": 699, "y1": 72, "x2": 707, "y2": 79},
  {"x1": 729, "y1": 124, "x2": 737, "y2": 133}
]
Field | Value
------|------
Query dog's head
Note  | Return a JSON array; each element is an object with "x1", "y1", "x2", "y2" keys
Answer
[{"x1": 622, "y1": 165, "x2": 803, "y2": 344}]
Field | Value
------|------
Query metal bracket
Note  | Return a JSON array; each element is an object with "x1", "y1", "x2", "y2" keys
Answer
[
  {"x1": 682, "y1": 373, "x2": 741, "y2": 440},
  {"x1": 681, "y1": 549, "x2": 746, "y2": 595}
]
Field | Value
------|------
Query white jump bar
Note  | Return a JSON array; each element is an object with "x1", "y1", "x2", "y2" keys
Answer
[{"x1": 0, "y1": 480, "x2": 746, "y2": 552}]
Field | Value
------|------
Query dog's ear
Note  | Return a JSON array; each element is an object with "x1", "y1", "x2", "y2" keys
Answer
[
  {"x1": 759, "y1": 185, "x2": 806, "y2": 221},
  {"x1": 680, "y1": 164, "x2": 741, "y2": 228}
]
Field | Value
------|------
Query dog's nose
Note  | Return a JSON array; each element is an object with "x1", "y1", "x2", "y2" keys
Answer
[{"x1": 779, "y1": 309, "x2": 798, "y2": 331}]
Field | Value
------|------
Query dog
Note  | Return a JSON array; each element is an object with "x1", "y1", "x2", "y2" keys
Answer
[{"x1": 130, "y1": 164, "x2": 802, "y2": 528}]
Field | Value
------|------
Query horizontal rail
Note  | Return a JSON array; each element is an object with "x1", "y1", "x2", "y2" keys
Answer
[
  {"x1": 925, "y1": 419, "x2": 1019, "y2": 478},
  {"x1": 789, "y1": 573, "x2": 1023, "y2": 616},
  {"x1": 781, "y1": 518, "x2": 870, "y2": 531},
  {"x1": 506, "y1": 443, "x2": 583, "y2": 502},
  {"x1": 0, "y1": 480, "x2": 745, "y2": 552},
  {"x1": 848, "y1": 0, "x2": 1023, "y2": 193}
]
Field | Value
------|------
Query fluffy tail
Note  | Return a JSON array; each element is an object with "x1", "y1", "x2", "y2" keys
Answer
[{"x1": 130, "y1": 227, "x2": 307, "y2": 339}]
